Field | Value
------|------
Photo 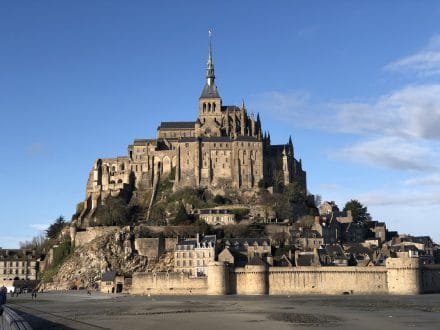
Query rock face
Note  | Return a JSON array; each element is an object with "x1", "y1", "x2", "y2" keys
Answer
[{"x1": 40, "y1": 227, "x2": 152, "y2": 291}]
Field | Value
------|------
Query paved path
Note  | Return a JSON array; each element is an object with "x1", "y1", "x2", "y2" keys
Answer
[{"x1": 6, "y1": 291, "x2": 440, "y2": 329}]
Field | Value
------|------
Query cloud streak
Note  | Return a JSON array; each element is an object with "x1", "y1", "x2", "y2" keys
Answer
[
  {"x1": 333, "y1": 137, "x2": 436, "y2": 171},
  {"x1": 385, "y1": 35, "x2": 440, "y2": 76}
]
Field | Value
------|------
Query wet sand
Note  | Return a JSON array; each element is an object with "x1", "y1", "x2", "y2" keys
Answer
[{"x1": 6, "y1": 291, "x2": 440, "y2": 329}]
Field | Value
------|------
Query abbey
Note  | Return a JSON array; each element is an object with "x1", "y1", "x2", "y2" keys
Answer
[{"x1": 74, "y1": 36, "x2": 306, "y2": 228}]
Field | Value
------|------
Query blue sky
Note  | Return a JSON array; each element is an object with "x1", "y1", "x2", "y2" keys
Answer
[{"x1": 1, "y1": 1, "x2": 440, "y2": 247}]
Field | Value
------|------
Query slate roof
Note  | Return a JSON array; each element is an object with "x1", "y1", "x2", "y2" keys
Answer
[
  {"x1": 221, "y1": 105, "x2": 241, "y2": 112},
  {"x1": 201, "y1": 136, "x2": 231, "y2": 142},
  {"x1": 325, "y1": 245, "x2": 347, "y2": 259},
  {"x1": 158, "y1": 122, "x2": 196, "y2": 129},
  {"x1": 179, "y1": 137, "x2": 198, "y2": 142},
  {"x1": 101, "y1": 271, "x2": 117, "y2": 282},
  {"x1": 0, "y1": 249, "x2": 35, "y2": 260},
  {"x1": 224, "y1": 238, "x2": 270, "y2": 248},
  {"x1": 199, "y1": 208, "x2": 234, "y2": 215},
  {"x1": 133, "y1": 139, "x2": 156, "y2": 146},
  {"x1": 201, "y1": 235, "x2": 217, "y2": 244},
  {"x1": 296, "y1": 254, "x2": 315, "y2": 266},
  {"x1": 247, "y1": 255, "x2": 267, "y2": 266},
  {"x1": 200, "y1": 83, "x2": 220, "y2": 98}
]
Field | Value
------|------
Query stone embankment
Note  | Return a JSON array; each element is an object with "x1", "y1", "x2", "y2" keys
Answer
[
  {"x1": 0, "y1": 289, "x2": 31, "y2": 330},
  {"x1": 0, "y1": 306, "x2": 32, "y2": 330}
]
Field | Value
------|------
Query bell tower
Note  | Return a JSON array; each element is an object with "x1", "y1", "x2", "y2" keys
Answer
[{"x1": 198, "y1": 30, "x2": 222, "y2": 136}]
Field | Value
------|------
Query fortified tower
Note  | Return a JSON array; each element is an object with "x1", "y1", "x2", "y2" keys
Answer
[{"x1": 386, "y1": 256, "x2": 422, "y2": 294}]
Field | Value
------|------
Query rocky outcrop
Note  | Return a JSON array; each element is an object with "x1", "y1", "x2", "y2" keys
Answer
[{"x1": 40, "y1": 227, "x2": 151, "y2": 291}]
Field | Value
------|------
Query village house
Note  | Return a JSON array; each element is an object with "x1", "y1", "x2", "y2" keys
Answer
[{"x1": 174, "y1": 234, "x2": 216, "y2": 276}]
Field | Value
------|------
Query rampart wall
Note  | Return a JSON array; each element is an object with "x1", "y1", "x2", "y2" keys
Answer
[
  {"x1": 421, "y1": 264, "x2": 440, "y2": 293},
  {"x1": 268, "y1": 267, "x2": 388, "y2": 295},
  {"x1": 130, "y1": 272, "x2": 207, "y2": 295},
  {"x1": 129, "y1": 258, "x2": 440, "y2": 296}
]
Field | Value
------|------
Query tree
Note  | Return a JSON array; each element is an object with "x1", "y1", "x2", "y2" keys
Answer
[
  {"x1": 46, "y1": 216, "x2": 66, "y2": 239},
  {"x1": 343, "y1": 199, "x2": 371, "y2": 224},
  {"x1": 95, "y1": 197, "x2": 129, "y2": 226},
  {"x1": 170, "y1": 203, "x2": 192, "y2": 225}
]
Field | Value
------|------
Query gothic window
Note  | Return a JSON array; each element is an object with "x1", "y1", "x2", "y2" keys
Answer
[
  {"x1": 213, "y1": 103, "x2": 216, "y2": 111},
  {"x1": 208, "y1": 103, "x2": 211, "y2": 111},
  {"x1": 203, "y1": 103, "x2": 206, "y2": 112}
]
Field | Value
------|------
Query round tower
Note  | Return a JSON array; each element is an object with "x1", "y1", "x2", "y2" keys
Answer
[
  {"x1": 207, "y1": 262, "x2": 229, "y2": 295},
  {"x1": 386, "y1": 256, "x2": 422, "y2": 294},
  {"x1": 240, "y1": 264, "x2": 268, "y2": 295}
]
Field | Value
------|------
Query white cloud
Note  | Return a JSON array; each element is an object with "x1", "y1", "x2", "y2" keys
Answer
[
  {"x1": 334, "y1": 84, "x2": 440, "y2": 141},
  {"x1": 30, "y1": 223, "x2": 48, "y2": 231},
  {"x1": 404, "y1": 174, "x2": 440, "y2": 186},
  {"x1": 252, "y1": 84, "x2": 440, "y2": 171},
  {"x1": 333, "y1": 137, "x2": 437, "y2": 171},
  {"x1": 385, "y1": 35, "x2": 440, "y2": 76},
  {"x1": 356, "y1": 189, "x2": 440, "y2": 207}
]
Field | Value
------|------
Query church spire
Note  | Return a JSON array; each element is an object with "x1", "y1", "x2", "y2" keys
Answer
[
  {"x1": 200, "y1": 30, "x2": 220, "y2": 99},
  {"x1": 206, "y1": 29, "x2": 215, "y2": 86}
]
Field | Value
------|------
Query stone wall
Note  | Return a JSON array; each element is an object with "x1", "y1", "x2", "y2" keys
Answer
[
  {"x1": 130, "y1": 272, "x2": 207, "y2": 295},
  {"x1": 386, "y1": 257, "x2": 421, "y2": 294},
  {"x1": 268, "y1": 267, "x2": 388, "y2": 295},
  {"x1": 134, "y1": 238, "x2": 165, "y2": 259},
  {"x1": 74, "y1": 227, "x2": 119, "y2": 247},
  {"x1": 421, "y1": 264, "x2": 440, "y2": 293},
  {"x1": 130, "y1": 258, "x2": 440, "y2": 296}
]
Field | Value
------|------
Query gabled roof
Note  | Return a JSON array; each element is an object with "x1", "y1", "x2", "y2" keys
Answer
[{"x1": 224, "y1": 238, "x2": 270, "y2": 248}]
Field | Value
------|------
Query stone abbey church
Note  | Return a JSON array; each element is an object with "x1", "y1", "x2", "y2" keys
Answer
[{"x1": 75, "y1": 37, "x2": 306, "y2": 228}]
